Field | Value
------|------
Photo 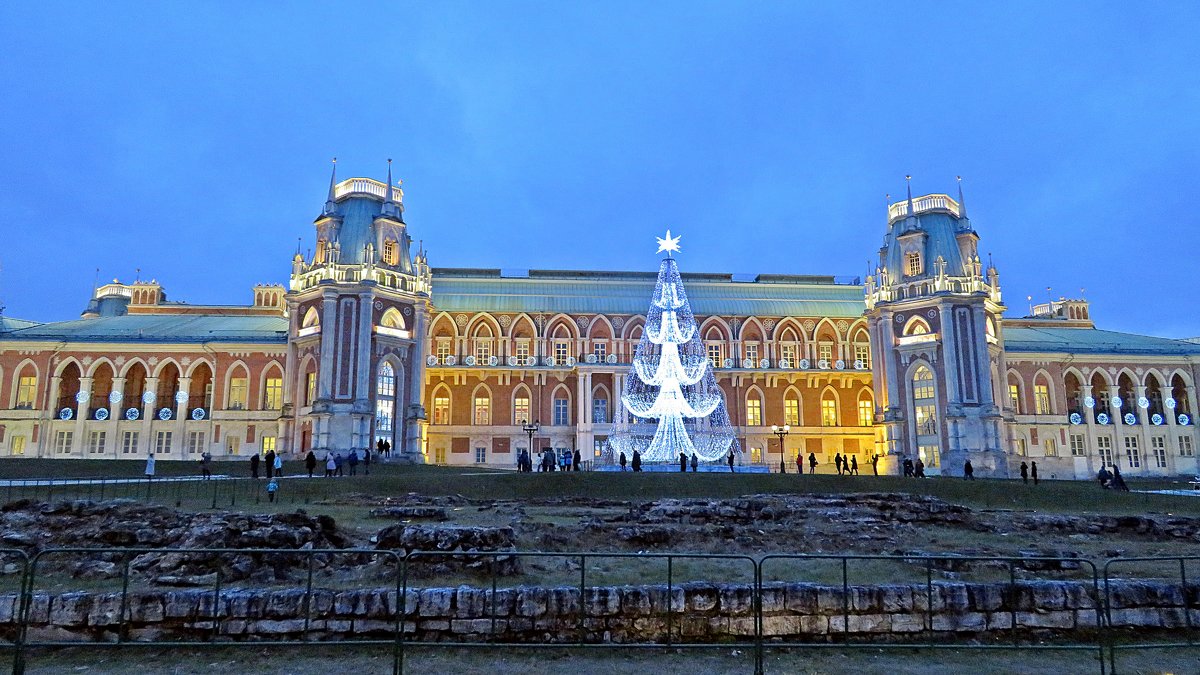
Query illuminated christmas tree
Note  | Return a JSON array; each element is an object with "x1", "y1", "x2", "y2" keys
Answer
[{"x1": 609, "y1": 231, "x2": 739, "y2": 463}]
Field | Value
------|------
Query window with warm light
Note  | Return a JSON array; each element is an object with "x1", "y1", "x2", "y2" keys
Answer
[
  {"x1": 819, "y1": 344, "x2": 833, "y2": 363},
  {"x1": 858, "y1": 399, "x2": 874, "y2": 427},
  {"x1": 16, "y1": 376, "x2": 36, "y2": 409},
  {"x1": 228, "y1": 377, "x2": 247, "y2": 410},
  {"x1": 513, "y1": 396, "x2": 530, "y2": 425},
  {"x1": 820, "y1": 396, "x2": 838, "y2": 427},
  {"x1": 473, "y1": 396, "x2": 491, "y2": 425},
  {"x1": 433, "y1": 395, "x2": 450, "y2": 425},
  {"x1": 707, "y1": 343, "x2": 725, "y2": 368},
  {"x1": 912, "y1": 366, "x2": 935, "y2": 400},
  {"x1": 306, "y1": 372, "x2": 316, "y2": 405},
  {"x1": 436, "y1": 341, "x2": 452, "y2": 365},
  {"x1": 780, "y1": 344, "x2": 798, "y2": 366},
  {"x1": 1044, "y1": 438, "x2": 1057, "y2": 456},
  {"x1": 11, "y1": 436, "x2": 25, "y2": 456},
  {"x1": 784, "y1": 398, "x2": 800, "y2": 426},
  {"x1": 855, "y1": 344, "x2": 871, "y2": 368},
  {"x1": 1034, "y1": 384, "x2": 1051, "y2": 415},
  {"x1": 745, "y1": 397, "x2": 762, "y2": 426},
  {"x1": 475, "y1": 339, "x2": 492, "y2": 365},
  {"x1": 55, "y1": 430, "x2": 73, "y2": 455},
  {"x1": 382, "y1": 239, "x2": 398, "y2": 265},
  {"x1": 1009, "y1": 383, "x2": 1021, "y2": 413},
  {"x1": 515, "y1": 341, "x2": 530, "y2": 362},
  {"x1": 905, "y1": 251, "x2": 922, "y2": 276},
  {"x1": 264, "y1": 377, "x2": 284, "y2": 410}
]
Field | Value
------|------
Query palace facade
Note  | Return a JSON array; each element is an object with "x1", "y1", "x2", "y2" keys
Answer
[{"x1": 0, "y1": 170, "x2": 1196, "y2": 479}]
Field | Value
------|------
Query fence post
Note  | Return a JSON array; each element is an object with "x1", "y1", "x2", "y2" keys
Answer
[
  {"x1": 303, "y1": 551, "x2": 316, "y2": 640},
  {"x1": 210, "y1": 477, "x2": 218, "y2": 509},
  {"x1": 117, "y1": 551, "x2": 133, "y2": 644},
  {"x1": 754, "y1": 556, "x2": 764, "y2": 675},
  {"x1": 842, "y1": 557, "x2": 850, "y2": 638},
  {"x1": 396, "y1": 552, "x2": 411, "y2": 675},
  {"x1": 666, "y1": 555, "x2": 673, "y2": 646},
  {"x1": 12, "y1": 552, "x2": 33, "y2": 675},
  {"x1": 1008, "y1": 563, "x2": 1018, "y2": 645},
  {"x1": 210, "y1": 569, "x2": 223, "y2": 640},
  {"x1": 578, "y1": 553, "x2": 586, "y2": 646}
]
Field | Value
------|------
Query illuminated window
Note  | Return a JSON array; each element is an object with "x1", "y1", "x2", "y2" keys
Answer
[
  {"x1": 855, "y1": 344, "x2": 871, "y2": 368},
  {"x1": 1097, "y1": 436, "x2": 1114, "y2": 466},
  {"x1": 1043, "y1": 438, "x2": 1057, "y2": 457},
  {"x1": 513, "y1": 396, "x2": 530, "y2": 425},
  {"x1": 1124, "y1": 436, "x2": 1140, "y2": 468},
  {"x1": 11, "y1": 435, "x2": 25, "y2": 456},
  {"x1": 88, "y1": 430, "x2": 106, "y2": 455},
  {"x1": 912, "y1": 366, "x2": 935, "y2": 400},
  {"x1": 436, "y1": 340, "x2": 452, "y2": 365},
  {"x1": 55, "y1": 430, "x2": 73, "y2": 455},
  {"x1": 1009, "y1": 384, "x2": 1021, "y2": 413},
  {"x1": 187, "y1": 431, "x2": 205, "y2": 455},
  {"x1": 433, "y1": 447, "x2": 446, "y2": 464},
  {"x1": 858, "y1": 399, "x2": 874, "y2": 427},
  {"x1": 745, "y1": 397, "x2": 762, "y2": 426},
  {"x1": 905, "y1": 252, "x2": 922, "y2": 276},
  {"x1": 155, "y1": 431, "x2": 172, "y2": 455},
  {"x1": 1034, "y1": 384, "x2": 1051, "y2": 415},
  {"x1": 915, "y1": 405, "x2": 937, "y2": 434},
  {"x1": 473, "y1": 396, "x2": 490, "y2": 425},
  {"x1": 515, "y1": 341, "x2": 530, "y2": 362},
  {"x1": 16, "y1": 376, "x2": 36, "y2": 409},
  {"x1": 1152, "y1": 436, "x2": 1167, "y2": 468},
  {"x1": 475, "y1": 338, "x2": 492, "y2": 365},
  {"x1": 261, "y1": 436, "x2": 277, "y2": 455},
  {"x1": 780, "y1": 344, "x2": 798, "y2": 366},
  {"x1": 306, "y1": 372, "x2": 317, "y2": 405},
  {"x1": 315, "y1": 238, "x2": 328, "y2": 263},
  {"x1": 1070, "y1": 434, "x2": 1086, "y2": 457},
  {"x1": 228, "y1": 377, "x2": 248, "y2": 410},
  {"x1": 819, "y1": 344, "x2": 833, "y2": 363},
  {"x1": 264, "y1": 377, "x2": 284, "y2": 410},
  {"x1": 225, "y1": 436, "x2": 240, "y2": 456},
  {"x1": 784, "y1": 398, "x2": 800, "y2": 426},
  {"x1": 918, "y1": 444, "x2": 940, "y2": 467},
  {"x1": 553, "y1": 397, "x2": 570, "y2": 425},
  {"x1": 820, "y1": 395, "x2": 838, "y2": 427},
  {"x1": 122, "y1": 431, "x2": 138, "y2": 455},
  {"x1": 1181, "y1": 436, "x2": 1195, "y2": 457},
  {"x1": 433, "y1": 395, "x2": 450, "y2": 425},
  {"x1": 382, "y1": 239, "x2": 398, "y2": 265},
  {"x1": 1013, "y1": 438, "x2": 1026, "y2": 456}
]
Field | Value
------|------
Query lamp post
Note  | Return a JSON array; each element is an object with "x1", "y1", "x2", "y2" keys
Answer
[
  {"x1": 771, "y1": 424, "x2": 790, "y2": 474},
  {"x1": 522, "y1": 419, "x2": 540, "y2": 471}
]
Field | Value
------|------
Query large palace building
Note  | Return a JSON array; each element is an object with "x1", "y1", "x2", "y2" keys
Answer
[{"x1": 1, "y1": 170, "x2": 1197, "y2": 479}]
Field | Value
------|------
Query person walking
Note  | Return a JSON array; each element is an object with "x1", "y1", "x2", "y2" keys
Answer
[
  {"x1": 305, "y1": 450, "x2": 317, "y2": 478},
  {"x1": 265, "y1": 449, "x2": 276, "y2": 480},
  {"x1": 382, "y1": 440, "x2": 391, "y2": 458},
  {"x1": 871, "y1": 454, "x2": 880, "y2": 476},
  {"x1": 250, "y1": 453, "x2": 261, "y2": 480},
  {"x1": 363, "y1": 447, "x2": 371, "y2": 475},
  {"x1": 334, "y1": 453, "x2": 344, "y2": 477},
  {"x1": 690, "y1": 454, "x2": 698, "y2": 472},
  {"x1": 796, "y1": 453, "x2": 803, "y2": 475},
  {"x1": 632, "y1": 449, "x2": 642, "y2": 472},
  {"x1": 266, "y1": 478, "x2": 279, "y2": 503},
  {"x1": 903, "y1": 457, "x2": 914, "y2": 477},
  {"x1": 1020, "y1": 461, "x2": 1029, "y2": 484},
  {"x1": 273, "y1": 452, "x2": 283, "y2": 478},
  {"x1": 808, "y1": 452, "x2": 818, "y2": 474},
  {"x1": 200, "y1": 451, "x2": 212, "y2": 480},
  {"x1": 573, "y1": 449, "x2": 582, "y2": 472},
  {"x1": 376, "y1": 438, "x2": 386, "y2": 459},
  {"x1": 915, "y1": 458, "x2": 926, "y2": 478},
  {"x1": 347, "y1": 449, "x2": 359, "y2": 476},
  {"x1": 850, "y1": 456, "x2": 859, "y2": 476},
  {"x1": 144, "y1": 451, "x2": 156, "y2": 480},
  {"x1": 325, "y1": 453, "x2": 336, "y2": 478},
  {"x1": 1111, "y1": 463, "x2": 1130, "y2": 491},
  {"x1": 619, "y1": 451, "x2": 628, "y2": 471},
  {"x1": 835, "y1": 453, "x2": 844, "y2": 476},
  {"x1": 728, "y1": 451, "x2": 735, "y2": 472},
  {"x1": 1031, "y1": 461, "x2": 1039, "y2": 485},
  {"x1": 964, "y1": 459, "x2": 975, "y2": 480},
  {"x1": 679, "y1": 451, "x2": 687, "y2": 472}
]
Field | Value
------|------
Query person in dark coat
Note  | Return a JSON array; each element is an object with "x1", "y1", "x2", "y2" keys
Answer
[
  {"x1": 850, "y1": 456, "x2": 859, "y2": 476},
  {"x1": 679, "y1": 452, "x2": 688, "y2": 472},
  {"x1": 690, "y1": 454, "x2": 698, "y2": 472},
  {"x1": 632, "y1": 450, "x2": 642, "y2": 472},
  {"x1": 835, "y1": 453, "x2": 845, "y2": 475},
  {"x1": 347, "y1": 449, "x2": 359, "y2": 476},
  {"x1": 250, "y1": 453, "x2": 260, "y2": 479},
  {"x1": 304, "y1": 450, "x2": 317, "y2": 478},
  {"x1": 573, "y1": 449, "x2": 582, "y2": 471},
  {"x1": 376, "y1": 438, "x2": 386, "y2": 459},
  {"x1": 1031, "y1": 461, "x2": 1039, "y2": 485},
  {"x1": 871, "y1": 454, "x2": 880, "y2": 476},
  {"x1": 1020, "y1": 461, "x2": 1029, "y2": 484},
  {"x1": 334, "y1": 452, "x2": 344, "y2": 477},
  {"x1": 363, "y1": 447, "x2": 371, "y2": 475},
  {"x1": 1111, "y1": 463, "x2": 1130, "y2": 491},
  {"x1": 915, "y1": 458, "x2": 926, "y2": 478},
  {"x1": 728, "y1": 451, "x2": 735, "y2": 472},
  {"x1": 964, "y1": 459, "x2": 975, "y2": 480},
  {"x1": 808, "y1": 452, "x2": 818, "y2": 473},
  {"x1": 903, "y1": 457, "x2": 914, "y2": 477},
  {"x1": 619, "y1": 451, "x2": 627, "y2": 471},
  {"x1": 265, "y1": 450, "x2": 276, "y2": 480},
  {"x1": 1097, "y1": 465, "x2": 1111, "y2": 488},
  {"x1": 796, "y1": 453, "x2": 803, "y2": 475}
]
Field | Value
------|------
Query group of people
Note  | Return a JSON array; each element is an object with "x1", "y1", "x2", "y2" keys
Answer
[
  {"x1": 1096, "y1": 464, "x2": 1130, "y2": 491},
  {"x1": 517, "y1": 448, "x2": 583, "y2": 472},
  {"x1": 248, "y1": 449, "x2": 284, "y2": 480},
  {"x1": 902, "y1": 456, "x2": 927, "y2": 478},
  {"x1": 616, "y1": 450, "x2": 645, "y2": 471},
  {"x1": 309, "y1": 448, "x2": 371, "y2": 477}
]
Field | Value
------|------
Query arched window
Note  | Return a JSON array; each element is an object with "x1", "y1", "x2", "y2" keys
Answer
[
  {"x1": 302, "y1": 307, "x2": 320, "y2": 328},
  {"x1": 903, "y1": 317, "x2": 930, "y2": 336},
  {"x1": 512, "y1": 385, "x2": 532, "y2": 425},
  {"x1": 380, "y1": 308, "x2": 404, "y2": 329},
  {"x1": 857, "y1": 389, "x2": 874, "y2": 427},
  {"x1": 1034, "y1": 373, "x2": 1052, "y2": 415},
  {"x1": 912, "y1": 366, "x2": 936, "y2": 434},
  {"x1": 263, "y1": 365, "x2": 284, "y2": 410},
  {"x1": 1008, "y1": 373, "x2": 1024, "y2": 414},
  {"x1": 552, "y1": 387, "x2": 571, "y2": 426},
  {"x1": 591, "y1": 386, "x2": 610, "y2": 424},
  {"x1": 1090, "y1": 372, "x2": 1110, "y2": 423},
  {"x1": 1064, "y1": 372, "x2": 1082, "y2": 414},
  {"x1": 123, "y1": 362, "x2": 148, "y2": 412},
  {"x1": 1117, "y1": 373, "x2": 1137, "y2": 422},
  {"x1": 382, "y1": 239, "x2": 398, "y2": 265},
  {"x1": 90, "y1": 362, "x2": 114, "y2": 415},
  {"x1": 14, "y1": 363, "x2": 37, "y2": 409},
  {"x1": 745, "y1": 392, "x2": 762, "y2": 426},
  {"x1": 851, "y1": 328, "x2": 871, "y2": 368},
  {"x1": 155, "y1": 363, "x2": 180, "y2": 412},
  {"x1": 58, "y1": 362, "x2": 82, "y2": 412},
  {"x1": 820, "y1": 390, "x2": 838, "y2": 427},
  {"x1": 705, "y1": 326, "x2": 726, "y2": 367},
  {"x1": 905, "y1": 251, "x2": 922, "y2": 276},
  {"x1": 778, "y1": 326, "x2": 802, "y2": 368},
  {"x1": 552, "y1": 323, "x2": 572, "y2": 364},
  {"x1": 221, "y1": 364, "x2": 244, "y2": 411},
  {"x1": 375, "y1": 362, "x2": 395, "y2": 439},
  {"x1": 473, "y1": 389, "x2": 491, "y2": 425},
  {"x1": 315, "y1": 239, "x2": 328, "y2": 264},
  {"x1": 432, "y1": 386, "x2": 451, "y2": 425},
  {"x1": 474, "y1": 323, "x2": 494, "y2": 365},
  {"x1": 1145, "y1": 374, "x2": 1165, "y2": 419},
  {"x1": 783, "y1": 390, "x2": 801, "y2": 426},
  {"x1": 1171, "y1": 374, "x2": 1192, "y2": 416}
]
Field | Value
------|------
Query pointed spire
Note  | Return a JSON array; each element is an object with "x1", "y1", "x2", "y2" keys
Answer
[
  {"x1": 956, "y1": 175, "x2": 968, "y2": 219},
  {"x1": 905, "y1": 175, "x2": 915, "y2": 217},
  {"x1": 384, "y1": 158, "x2": 394, "y2": 204},
  {"x1": 323, "y1": 157, "x2": 338, "y2": 215}
]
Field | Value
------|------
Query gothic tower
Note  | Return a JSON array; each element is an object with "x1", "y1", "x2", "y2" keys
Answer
[
  {"x1": 283, "y1": 160, "x2": 433, "y2": 461},
  {"x1": 864, "y1": 178, "x2": 1009, "y2": 476}
]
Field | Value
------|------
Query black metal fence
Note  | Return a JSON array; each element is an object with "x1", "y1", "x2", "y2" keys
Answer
[{"x1": 0, "y1": 547, "x2": 1197, "y2": 674}]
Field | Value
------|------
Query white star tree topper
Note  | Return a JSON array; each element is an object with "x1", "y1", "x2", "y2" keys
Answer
[{"x1": 655, "y1": 229, "x2": 681, "y2": 256}]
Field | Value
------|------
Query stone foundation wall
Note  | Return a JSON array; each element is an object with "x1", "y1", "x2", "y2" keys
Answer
[{"x1": 0, "y1": 580, "x2": 1194, "y2": 643}]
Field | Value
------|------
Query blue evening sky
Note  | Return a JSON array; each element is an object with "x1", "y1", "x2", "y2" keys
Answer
[{"x1": 2, "y1": 2, "x2": 1198, "y2": 336}]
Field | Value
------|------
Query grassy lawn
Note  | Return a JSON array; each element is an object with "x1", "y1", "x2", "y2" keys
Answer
[{"x1": 1, "y1": 458, "x2": 1198, "y2": 516}]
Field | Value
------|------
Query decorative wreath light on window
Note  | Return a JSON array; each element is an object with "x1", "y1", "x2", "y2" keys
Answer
[
  {"x1": 565, "y1": 357, "x2": 577, "y2": 367},
  {"x1": 1137, "y1": 396, "x2": 1150, "y2": 409},
  {"x1": 488, "y1": 356, "x2": 499, "y2": 366},
  {"x1": 779, "y1": 359, "x2": 791, "y2": 369},
  {"x1": 142, "y1": 391, "x2": 156, "y2": 405},
  {"x1": 464, "y1": 355, "x2": 476, "y2": 366},
  {"x1": 834, "y1": 360, "x2": 846, "y2": 370},
  {"x1": 175, "y1": 391, "x2": 189, "y2": 405},
  {"x1": 507, "y1": 356, "x2": 519, "y2": 367},
  {"x1": 799, "y1": 359, "x2": 811, "y2": 370},
  {"x1": 1083, "y1": 396, "x2": 1096, "y2": 409},
  {"x1": 59, "y1": 407, "x2": 73, "y2": 420},
  {"x1": 585, "y1": 353, "x2": 598, "y2": 364},
  {"x1": 525, "y1": 357, "x2": 537, "y2": 367},
  {"x1": 426, "y1": 355, "x2": 438, "y2": 366},
  {"x1": 1097, "y1": 412, "x2": 1110, "y2": 425},
  {"x1": 1151, "y1": 413, "x2": 1164, "y2": 426},
  {"x1": 722, "y1": 358, "x2": 734, "y2": 369},
  {"x1": 1069, "y1": 412, "x2": 1083, "y2": 425},
  {"x1": 75, "y1": 391, "x2": 89, "y2": 404},
  {"x1": 158, "y1": 407, "x2": 173, "y2": 421},
  {"x1": 94, "y1": 408, "x2": 109, "y2": 421},
  {"x1": 741, "y1": 359, "x2": 753, "y2": 369},
  {"x1": 1110, "y1": 395, "x2": 1123, "y2": 408},
  {"x1": 854, "y1": 360, "x2": 865, "y2": 370},
  {"x1": 109, "y1": 391, "x2": 123, "y2": 405},
  {"x1": 1123, "y1": 413, "x2": 1137, "y2": 425},
  {"x1": 1166, "y1": 398, "x2": 1177, "y2": 410},
  {"x1": 606, "y1": 354, "x2": 618, "y2": 364},
  {"x1": 191, "y1": 408, "x2": 206, "y2": 421},
  {"x1": 444, "y1": 355, "x2": 457, "y2": 366},
  {"x1": 544, "y1": 356, "x2": 556, "y2": 367},
  {"x1": 1181, "y1": 414, "x2": 1192, "y2": 426},
  {"x1": 126, "y1": 407, "x2": 140, "y2": 421},
  {"x1": 818, "y1": 359, "x2": 830, "y2": 370},
  {"x1": 759, "y1": 358, "x2": 770, "y2": 369}
]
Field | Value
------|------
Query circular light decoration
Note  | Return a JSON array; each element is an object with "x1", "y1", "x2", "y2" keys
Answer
[
  {"x1": 190, "y1": 408, "x2": 206, "y2": 421},
  {"x1": 507, "y1": 356, "x2": 518, "y2": 366},
  {"x1": 158, "y1": 407, "x2": 173, "y2": 421},
  {"x1": 142, "y1": 391, "x2": 155, "y2": 405},
  {"x1": 174, "y1": 391, "x2": 188, "y2": 405},
  {"x1": 779, "y1": 359, "x2": 791, "y2": 370},
  {"x1": 1097, "y1": 412, "x2": 1110, "y2": 425},
  {"x1": 487, "y1": 355, "x2": 498, "y2": 366},
  {"x1": 464, "y1": 355, "x2": 476, "y2": 366},
  {"x1": 1084, "y1": 396, "x2": 1095, "y2": 409},
  {"x1": 125, "y1": 407, "x2": 140, "y2": 421},
  {"x1": 722, "y1": 358, "x2": 734, "y2": 369},
  {"x1": 835, "y1": 360, "x2": 846, "y2": 370},
  {"x1": 854, "y1": 359, "x2": 865, "y2": 370},
  {"x1": 585, "y1": 353, "x2": 597, "y2": 364},
  {"x1": 426, "y1": 355, "x2": 438, "y2": 367},
  {"x1": 108, "y1": 391, "x2": 123, "y2": 405},
  {"x1": 75, "y1": 391, "x2": 89, "y2": 405},
  {"x1": 1151, "y1": 413, "x2": 1164, "y2": 426},
  {"x1": 525, "y1": 357, "x2": 537, "y2": 367},
  {"x1": 1111, "y1": 395, "x2": 1123, "y2": 408},
  {"x1": 1069, "y1": 412, "x2": 1083, "y2": 425},
  {"x1": 741, "y1": 359, "x2": 753, "y2": 369},
  {"x1": 94, "y1": 407, "x2": 109, "y2": 421},
  {"x1": 799, "y1": 359, "x2": 811, "y2": 370},
  {"x1": 1181, "y1": 414, "x2": 1192, "y2": 426},
  {"x1": 1123, "y1": 413, "x2": 1137, "y2": 426},
  {"x1": 58, "y1": 407, "x2": 73, "y2": 421},
  {"x1": 818, "y1": 359, "x2": 830, "y2": 370},
  {"x1": 1166, "y1": 398, "x2": 1177, "y2": 410},
  {"x1": 544, "y1": 357, "x2": 556, "y2": 367},
  {"x1": 1138, "y1": 396, "x2": 1150, "y2": 409},
  {"x1": 606, "y1": 354, "x2": 617, "y2": 364},
  {"x1": 566, "y1": 357, "x2": 577, "y2": 367},
  {"x1": 759, "y1": 358, "x2": 770, "y2": 369},
  {"x1": 444, "y1": 355, "x2": 457, "y2": 366}
]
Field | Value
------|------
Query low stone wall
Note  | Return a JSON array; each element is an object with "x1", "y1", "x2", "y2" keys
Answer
[{"x1": 0, "y1": 579, "x2": 1194, "y2": 643}]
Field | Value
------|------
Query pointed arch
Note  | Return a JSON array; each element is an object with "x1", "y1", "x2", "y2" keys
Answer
[
  {"x1": 56, "y1": 360, "x2": 82, "y2": 411},
  {"x1": 744, "y1": 384, "x2": 765, "y2": 426},
  {"x1": 88, "y1": 360, "x2": 116, "y2": 413},
  {"x1": 818, "y1": 384, "x2": 841, "y2": 427},
  {"x1": 301, "y1": 306, "x2": 320, "y2": 328},
  {"x1": 220, "y1": 360, "x2": 246, "y2": 410},
  {"x1": 470, "y1": 382, "x2": 493, "y2": 425},
  {"x1": 906, "y1": 358, "x2": 939, "y2": 439},
  {"x1": 510, "y1": 313, "x2": 537, "y2": 339},
  {"x1": 1063, "y1": 368, "x2": 1085, "y2": 414},
  {"x1": 812, "y1": 317, "x2": 840, "y2": 343},
  {"x1": 591, "y1": 382, "x2": 612, "y2": 424},
  {"x1": 740, "y1": 317, "x2": 766, "y2": 343},
  {"x1": 856, "y1": 386, "x2": 876, "y2": 427},
  {"x1": 782, "y1": 385, "x2": 803, "y2": 426},
  {"x1": 545, "y1": 313, "x2": 579, "y2": 340},
  {"x1": 118, "y1": 357, "x2": 150, "y2": 379},
  {"x1": 260, "y1": 360, "x2": 285, "y2": 411},
  {"x1": 122, "y1": 360, "x2": 149, "y2": 412},
  {"x1": 1032, "y1": 368, "x2": 1056, "y2": 415},
  {"x1": 698, "y1": 317, "x2": 732, "y2": 342},
  {"x1": 550, "y1": 383, "x2": 573, "y2": 426},
  {"x1": 151, "y1": 358, "x2": 183, "y2": 379},
  {"x1": 466, "y1": 312, "x2": 502, "y2": 339},
  {"x1": 53, "y1": 357, "x2": 83, "y2": 378},
  {"x1": 587, "y1": 315, "x2": 614, "y2": 340},
  {"x1": 10, "y1": 358, "x2": 40, "y2": 410},
  {"x1": 85, "y1": 357, "x2": 117, "y2": 379},
  {"x1": 621, "y1": 316, "x2": 645, "y2": 341},
  {"x1": 298, "y1": 354, "x2": 318, "y2": 407},
  {"x1": 902, "y1": 316, "x2": 931, "y2": 336},
  {"x1": 430, "y1": 382, "x2": 453, "y2": 426},
  {"x1": 1007, "y1": 369, "x2": 1026, "y2": 414},
  {"x1": 429, "y1": 312, "x2": 459, "y2": 339},
  {"x1": 511, "y1": 382, "x2": 534, "y2": 425},
  {"x1": 380, "y1": 307, "x2": 405, "y2": 330}
]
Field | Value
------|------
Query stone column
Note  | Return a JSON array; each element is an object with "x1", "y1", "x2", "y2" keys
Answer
[
  {"x1": 406, "y1": 305, "x2": 430, "y2": 460},
  {"x1": 971, "y1": 306, "x2": 995, "y2": 407},
  {"x1": 938, "y1": 306, "x2": 961, "y2": 403},
  {"x1": 175, "y1": 376, "x2": 191, "y2": 455},
  {"x1": 142, "y1": 376, "x2": 158, "y2": 455},
  {"x1": 317, "y1": 292, "x2": 338, "y2": 400}
]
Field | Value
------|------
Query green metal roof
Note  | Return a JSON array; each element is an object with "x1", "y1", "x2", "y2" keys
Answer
[
  {"x1": 0, "y1": 314, "x2": 288, "y2": 344},
  {"x1": 430, "y1": 269, "x2": 867, "y2": 317},
  {"x1": 0, "y1": 317, "x2": 41, "y2": 333},
  {"x1": 1003, "y1": 326, "x2": 1200, "y2": 356}
]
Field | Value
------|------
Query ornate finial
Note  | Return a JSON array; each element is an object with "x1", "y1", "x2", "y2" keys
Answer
[
  {"x1": 956, "y1": 175, "x2": 968, "y2": 218},
  {"x1": 655, "y1": 229, "x2": 681, "y2": 257}
]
